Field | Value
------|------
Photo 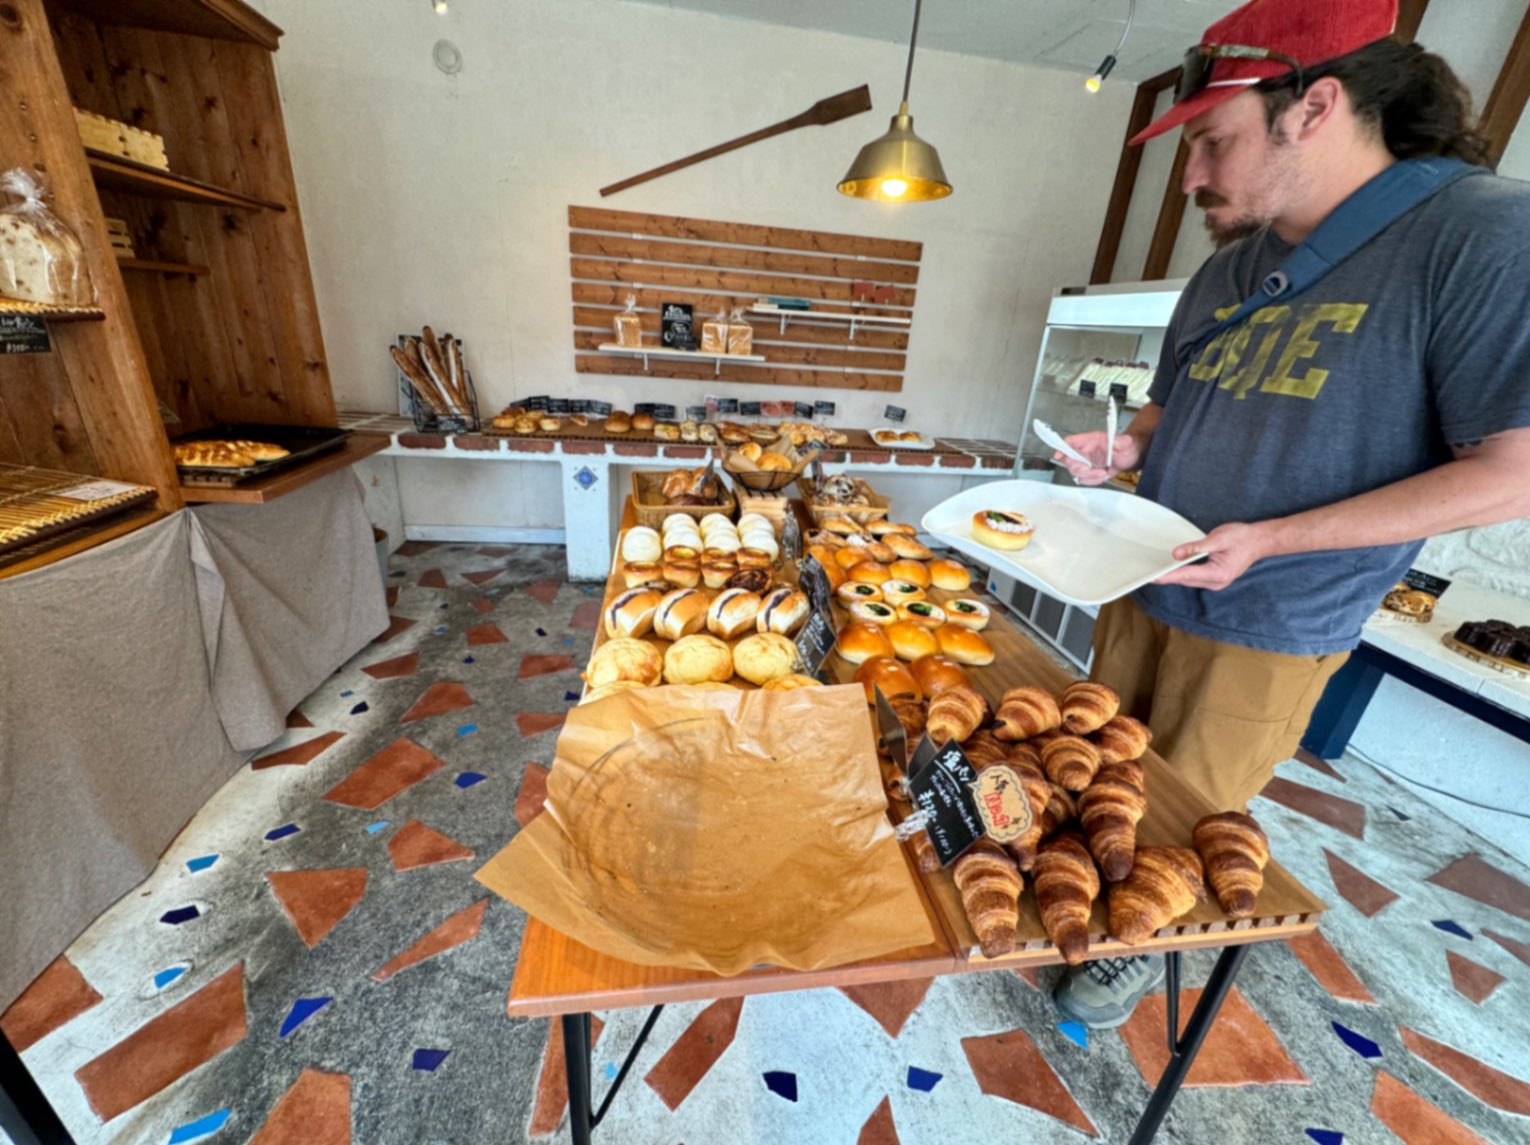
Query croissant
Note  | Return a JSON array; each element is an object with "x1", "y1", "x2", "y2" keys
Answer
[
  {"x1": 1093, "y1": 715, "x2": 1152, "y2": 763},
  {"x1": 953, "y1": 839, "x2": 1023, "y2": 957},
  {"x1": 1192, "y1": 811, "x2": 1270, "y2": 918},
  {"x1": 1060, "y1": 681, "x2": 1120, "y2": 735},
  {"x1": 1040, "y1": 735, "x2": 1103, "y2": 792},
  {"x1": 1003, "y1": 759, "x2": 1056, "y2": 873},
  {"x1": 1033, "y1": 833, "x2": 1100, "y2": 964},
  {"x1": 1039, "y1": 782, "x2": 1077, "y2": 840},
  {"x1": 1108, "y1": 846, "x2": 1206, "y2": 945},
  {"x1": 906, "y1": 824, "x2": 940, "y2": 873},
  {"x1": 880, "y1": 695, "x2": 927, "y2": 754},
  {"x1": 1008, "y1": 741, "x2": 1043, "y2": 771},
  {"x1": 993, "y1": 685, "x2": 1061, "y2": 741},
  {"x1": 926, "y1": 684, "x2": 987, "y2": 746},
  {"x1": 1078, "y1": 763, "x2": 1147, "y2": 882},
  {"x1": 961, "y1": 729, "x2": 1011, "y2": 769}
]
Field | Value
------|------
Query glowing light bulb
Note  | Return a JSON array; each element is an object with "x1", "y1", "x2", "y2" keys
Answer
[
  {"x1": 880, "y1": 178, "x2": 909, "y2": 199},
  {"x1": 1085, "y1": 74, "x2": 1102, "y2": 93},
  {"x1": 433, "y1": 0, "x2": 448, "y2": 13}
]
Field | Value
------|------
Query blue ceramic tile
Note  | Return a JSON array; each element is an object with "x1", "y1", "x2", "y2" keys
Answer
[
  {"x1": 167, "y1": 1109, "x2": 231, "y2": 1143},
  {"x1": 563, "y1": 636, "x2": 574, "y2": 646},
  {"x1": 340, "y1": 690, "x2": 354, "y2": 698},
  {"x1": 185, "y1": 855, "x2": 219, "y2": 873},
  {"x1": 463, "y1": 656, "x2": 476, "y2": 664},
  {"x1": 604, "y1": 1062, "x2": 618, "y2": 1081},
  {"x1": 350, "y1": 702, "x2": 370, "y2": 715},
  {"x1": 457, "y1": 724, "x2": 478, "y2": 737},
  {"x1": 536, "y1": 628, "x2": 547, "y2": 637},
  {"x1": 412, "y1": 1048, "x2": 450, "y2": 1072},
  {"x1": 1331, "y1": 1022, "x2": 1382, "y2": 1059},
  {"x1": 265, "y1": 823, "x2": 300, "y2": 842},
  {"x1": 907, "y1": 1066, "x2": 942, "y2": 1092},
  {"x1": 1059, "y1": 1021, "x2": 1088, "y2": 1049},
  {"x1": 279, "y1": 996, "x2": 332, "y2": 1038},
  {"x1": 1305, "y1": 1131, "x2": 1344, "y2": 1145},
  {"x1": 763, "y1": 1071, "x2": 798, "y2": 1102},
  {"x1": 439, "y1": 602, "x2": 450, "y2": 610},
  {"x1": 1432, "y1": 920, "x2": 1472, "y2": 940},
  {"x1": 1389, "y1": 806, "x2": 1411, "y2": 821},
  {"x1": 366, "y1": 820, "x2": 390, "y2": 834},
  {"x1": 159, "y1": 905, "x2": 200, "y2": 926},
  {"x1": 583, "y1": 585, "x2": 598, "y2": 595},
  {"x1": 564, "y1": 691, "x2": 580, "y2": 703},
  {"x1": 153, "y1": 965, "x2": 189, "y2": 990},
  {"x1": 488, "y1": 588, "x2": 502, "y2": 595},
  {"x1": 455, "y1": 772, "x2": 487, "y2": 789},
  {"x1": 434, "y1": 626, "x2": 447, "y2": 635}
]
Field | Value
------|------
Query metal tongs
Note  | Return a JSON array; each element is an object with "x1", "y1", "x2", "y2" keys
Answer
[{"x1": 1034, "y1": 394, "x2": 1119, "y2": 472}]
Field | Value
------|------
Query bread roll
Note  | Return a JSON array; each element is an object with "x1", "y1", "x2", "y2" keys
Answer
[
  {"x1": 897, "y1": 601, "x2": 947, "y2": 629},
  {"x1": 654, "y1": 588, "x2": 709, "y2": 640},
  {"x1": 944, "y1": 599, "x2": 990, "y2": 631},
  {"x1": 928, "y1": 559, "x2": 971, "y2": 591},
  {"x1": 632, "y1": 412, "x2": 655, "y2": 431},
  {"x1": 837, "y1": 582, "x2": 883, "y2": 605},
  {"x1": 604, "y1": 587, "x2": 664, "y2": 639},
  {"x1": 758, "y1": 450, "x2": 793, "y2": 472},
  {"x1": 706, "y1": 588, "x2": 761, "y2": 639},
  {"x1": 620, "y1": 527, "x2": 662, "y2": 563},
  {"x1": 885, "y1": 534, "x2": 935, "y2": 561},
  {"x1": 605, "y1": 412, "x2": 632, "y2": 433},
  {"x1": 936, "y1": 623, "x2": 995, "y2": 666},
  {"x1": 663, "y1": 634, "x2": 733, "y2": 684},
  {"x1": 579, "y1": 680, "x2": 648, "y2": 705},
  {"x1": 758, "y1": 587, "x2": 809, "y2": 636},
  {"x1": 835, "y1": 546, "x2": 872, "y2": 570},
  {"x1": 623, "y1": 561, "x2": 664, "y2": 589},
  {"x1": 741, "y1": 533, "x2": 779, "y2": 561},
  {"x1": 886, "y1": 620, "x2": 940, "y2": 662},
  {"x1": 881, "y1": 579, "x2": 926, "y2": 605},
  {"x1": 762, "y1": 673, "x2": 824, "y2": 691},
  {"x1": 733, "y1": 632, "x2": 799, "y2": 685},
  {"x1": 823, "y1": 516, "x2": 862, "y2": 536},
  {"x1": 736, "y1": 441, "x2": 763, "y2": 463},
  {"x1": 867, "y1": 520, "x2": 915, "y2": 536},
  {"x1": 909, "y1": 653, "x2": 969, "y2": 696},
  {"x1": 971, "y1": 510, "x2": 1035, "y2": 551},
  {"x1": 888, "y1": 558, "x2": 931, "y2": 587},
  {"x1": 850, "y1": 600, "x2": 898, "y2": 626},
  {"x1": 585, "y1": 638, "x2": 663, "y2": 689},
  {"x1": 849, "y1": 561, "x2": 891, "y2": 586},
  {"x1": 702, "y1": 560, "x2": 736, "y2": 589},
  {"x1": 855, "y1": 656, "x2": 921, "y2": 705},
  {"x1": 736, "y1": 512, "x2": 771, "y2": 533},
  {"x1": 862, "y1": 540, "x2": 898, "y2": 564},
  {"x1": 736, "y1": 547, "x2": 773, "y2": 569},
  {"x1": 836, "y1": 621, "x2": 894, "y2": 664},
  {"x1": 663, "y1": 543, "x2": 700, "y2": 563}
]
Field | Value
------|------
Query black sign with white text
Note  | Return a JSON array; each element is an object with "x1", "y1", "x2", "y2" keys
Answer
[
  {"x1": 740, "y1": 401, "x2": 762, "y2": 417},
  {"x1": 814, "y1": 401, "x2": 836, "y2": 417},
  {"x1": 883, "y1": 404, "x2": 906, "y2": 423},
  {"x1": 907, "y1": 741, "x2": 985, "y2": 867},
  {"x1": 0, "y1": 315, "x2": 50, "y2": 354}
]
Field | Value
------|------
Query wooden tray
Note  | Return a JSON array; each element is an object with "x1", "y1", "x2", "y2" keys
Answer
[
  {"x1": 1441, "y1": 632, "x2": 1530, "y2": 679},
  {"x1": 630, "y1": 469, "x2": 736, "y2": 529},
  {"x1": 173, "y1": 424, "x2": 351, "y2": 486},
  {"x1": 796, "y1": 475, "x2": 890, "y2": 525}
]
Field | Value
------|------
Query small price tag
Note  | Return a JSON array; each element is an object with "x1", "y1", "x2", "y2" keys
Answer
[
  {"x1": 1403, "y1": 568, "x2": 1453, "y2": 598},
  {"x1": 970, "y1": 764, "x2": 1033, "y2": 845},
  {"x1": 794, "y1": 401, "x2": 813, "y2": 419},
  {"x1": 814, "y1": 401, "x2": 837, "y2": 417},
  {"x1": 716, "y1": 397, "x2": 740, "y2": 414},
  {"x1": 0, "y1": 314, "x2": 51, "y2": 355},
  {"x1": 633, "y1": 402, "x2": 656, "y2": 416},
  {"x1": 906, "y1": 741, "x2": 985, "y2": 867},
  {"x1": 60, "y1": 479, "x2": 141, "y2": 503},
  {"x1": 589, "y1": 400, "x2": 613, "y2": 418},
  {"x1": 793, "y1": 555, "x2": 837, "y2": 678},
  {"x1": 523, "y1": 395, "x2": 549, "y2": 411},
  {"x1": 884, "y1": 404, "x2": 907, "y2": 423},
  {"x1": 686, "y1": 405, "x2": 708, "y2": 421},
  {"x1": 1109, "y1": 382, "x2": 1129, "y2": 403},
  {"x1": 570, "y1": 399, "x2": 590, "y2": 414},
  {"x1": 1078, "y1": 380, "x2": 1098, "y2": 399},
  {"x1": 652, "y1": 403, "x2": 677, "y2": 421},
  {"x1": 546, "y1": 397, "x2": 571, "y2": 415},
  {"x1": 740, "y1": 401, "x2": 762, "y2": 417}
]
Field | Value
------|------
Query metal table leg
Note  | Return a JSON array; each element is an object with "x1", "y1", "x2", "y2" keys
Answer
[
  {"x1": 1128, "y1": 944, "x2": 1251, "y2": 1145},
  {"x1": 561, "y1": 1004, "x2": 664, "y2": 1145},
  {"x1": 0, "y1": 1030, "x2": 74, "y2": 1145}
]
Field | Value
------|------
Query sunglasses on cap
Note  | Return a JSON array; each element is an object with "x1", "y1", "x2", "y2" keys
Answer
[{"x1": 1176, "y1": 43, "x2": 1306, "y2": 104}]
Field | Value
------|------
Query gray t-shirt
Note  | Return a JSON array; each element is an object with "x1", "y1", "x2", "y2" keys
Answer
[{"x1": 1135, "y1": 172, "x2": 1530, "y2": 656}]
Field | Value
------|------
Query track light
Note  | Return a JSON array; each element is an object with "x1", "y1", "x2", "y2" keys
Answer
[
  {"x1": 433, "y1": 0, "x2": 448, "y2": 13},
  {"x1": 1086, "y1": 0, "x2": 1134, "y2": 93}
]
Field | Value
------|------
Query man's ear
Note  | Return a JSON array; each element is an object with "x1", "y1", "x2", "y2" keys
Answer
[{"x1": 1294, "y1": 76, "x2": 1344, "y2": 139}]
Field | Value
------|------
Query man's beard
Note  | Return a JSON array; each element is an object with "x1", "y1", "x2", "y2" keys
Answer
[{"x1": 1196, "y1": 191, "x2": 1266, "y2": 248}]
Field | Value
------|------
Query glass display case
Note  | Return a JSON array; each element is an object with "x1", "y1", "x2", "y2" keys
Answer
[{"x1": 993, "y1": 278, "x2": 1186, "y2": 670}]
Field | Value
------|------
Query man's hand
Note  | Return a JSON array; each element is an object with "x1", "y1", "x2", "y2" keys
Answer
[
  {"x1": 1154, "y1": 522, "x2": 1276, "y2": 590},
  {"x1": 1057, "y1": 430, "x2": 1143, "y2": 486}
]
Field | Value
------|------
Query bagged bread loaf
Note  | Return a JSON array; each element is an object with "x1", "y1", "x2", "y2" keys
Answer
[
  {"x1": 613, "y1": 292, "x2": 643, "y2": 348},
  {"x1": 0, "y1": 169, "x2": 94, "y2": 306},
  {"x1": 727, "y1": 307, "x2": 754, "y2": 355}
]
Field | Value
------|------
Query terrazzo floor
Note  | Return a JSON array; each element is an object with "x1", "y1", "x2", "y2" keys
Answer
[{"x1": 6, "y1": 541, "x2": 1530, "y2": 1144}]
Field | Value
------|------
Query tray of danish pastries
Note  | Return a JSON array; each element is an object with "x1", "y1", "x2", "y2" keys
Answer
[
  {"x1": 0, "y1": 464, "x2": 156, "y2": 559},
  {"x1": 172, "y1": 423, "x2": 351, "y2": 486}
]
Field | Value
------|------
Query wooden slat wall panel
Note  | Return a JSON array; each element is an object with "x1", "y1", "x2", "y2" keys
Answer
[{"x1": 570, "y1": 206, "x2": 921, "y2": 392}]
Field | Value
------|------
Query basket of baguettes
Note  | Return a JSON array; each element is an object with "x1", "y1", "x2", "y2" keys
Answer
[
  {"x1": 858, "y1": 674, "x2": 1269, "y2": 962},
  {"x1": 723, "y1": 435, "x2": 820, "y2": 493}
]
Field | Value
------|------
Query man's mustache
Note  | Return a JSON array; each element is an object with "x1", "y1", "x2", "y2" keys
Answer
[{"x1": 1195, "y1": 191, "x2": 1228, "y2": 208}]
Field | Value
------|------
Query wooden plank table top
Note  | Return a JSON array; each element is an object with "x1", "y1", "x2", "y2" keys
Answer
[{"x1": 507, "y1": 496, "x2": 1325, "y2": 1018}]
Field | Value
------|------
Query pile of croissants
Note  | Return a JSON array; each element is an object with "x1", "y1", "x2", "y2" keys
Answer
[{"x1": 881, "y1": 679, "x2": 1270, "y2": 961}]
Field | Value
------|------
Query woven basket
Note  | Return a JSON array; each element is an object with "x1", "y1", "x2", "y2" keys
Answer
[{"x1": 630, "y1": 469, "x2": 736, "y2": 529}]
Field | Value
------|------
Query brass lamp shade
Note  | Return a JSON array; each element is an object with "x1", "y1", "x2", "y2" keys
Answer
[{"x1": 837, "y1": 102, "x2": 951, "y2": 202}]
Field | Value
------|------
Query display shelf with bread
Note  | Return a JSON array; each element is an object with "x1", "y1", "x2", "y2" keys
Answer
[{"x1": 596, "y1": 342, "x2": 766, "y2": 374}]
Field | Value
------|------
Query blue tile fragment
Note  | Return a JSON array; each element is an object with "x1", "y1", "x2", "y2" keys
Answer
[
  {"x1": 167, "y1": 1109, "x2": 231, "y2": 1143},
  {"x1": 435, "y1": 625, "x2": 448, "y2": 634},
  {"x1": 1305, "y1": 1131, "x2": 1345, "y2": 1145},
  {"x1": 1432, "y1": 919, "x2": 1472, "y2": 940},
  {"x1": 279, "y1": 996, "x2": 332, "y2": 1038},
  {"x1": 536, "y1": 627, "x2": 547, "y2": 637},
  {"x1": 366, "y1": 820, "x2": 390, "y2": 834},
  {"x1": 186, "y1": 855, "x2": 219, "y2": 873},
  {"x1": 583, "y1": 585, "x2": 598, "y2": 595},
  {"x1": 763, "y1": 1071, "x2": 798, "y2": 1102},
  {"x1": 153, "y1": 965, "x2": 189, "y2": 990},
  {"x1": 1332, "y1": 1022, "x2": 1382, "y2": 1059},
  {"x1": 907, "y1": 1066, "x2": 942, "y2": 1092},
  {"x1": 439, "y1": 602, "x2": 450, "y2": 610},
  {"x1": 412, "y1": 1048, "x2": 450, "y2": 1072},
  {"x1": 1389, "y1": 806, "x2": 1411, "y2": 821},
  {"x1": 160, "y1": 905, "x2": 200, "y2": 926},
  {"x1": 455, "y1": 772, "x2": 487, "y2": 789},
  {"x1": 563, "y1": 636, "x2": 574, "y2": 646},
  {"x1": 463, "y1": 656, "x2": 476, "y2": 664},
  {"x1": 487, "y1": 588, "x2": 502, "y2": 595},
  {"x1": 340, "y1": 690, "x2": 354, "y2": 698},
  {"x1": 604, "y1": 1062, "x2": 618, "y2": 1081},
  {"x1": 457, "y1": 723, "x2": 479, "y2": 737},
  {"x1": 265, "y1": 823, "x2": 300, "y2": 842},
  {"x1": 1059, "y1": 1021, "x2": 1089, "y2": 1049}
]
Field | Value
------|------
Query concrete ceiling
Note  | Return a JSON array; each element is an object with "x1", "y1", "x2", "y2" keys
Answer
[{"x1": 619, "y1": 0, "x2": 1245, "y2": 83}]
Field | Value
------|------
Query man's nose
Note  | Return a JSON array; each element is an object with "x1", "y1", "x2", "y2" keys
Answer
[{"x1": 1182, "y1": 149, "x2": 1209, "y2": 196}]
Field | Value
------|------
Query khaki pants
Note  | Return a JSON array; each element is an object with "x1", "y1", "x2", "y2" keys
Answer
[{"x1": 1089, "y1": 597, "x2": 1350, "y2": 812}]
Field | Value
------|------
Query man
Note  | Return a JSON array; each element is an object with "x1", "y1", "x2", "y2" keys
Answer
[{"x1": 1052, "y1": 0, "x2": 1530, "y2": 1029}]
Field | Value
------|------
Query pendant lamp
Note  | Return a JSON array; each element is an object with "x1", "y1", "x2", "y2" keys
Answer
[{"x1": 837, "y1": 0, "x2": 951, "y2": 202}]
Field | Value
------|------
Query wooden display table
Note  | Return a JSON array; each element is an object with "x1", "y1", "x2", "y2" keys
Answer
[{"x1": 507, "y1": 498, "x2": 1326, "y2": 1145}]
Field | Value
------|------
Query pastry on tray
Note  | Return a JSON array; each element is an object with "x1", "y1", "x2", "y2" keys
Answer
[{"x1": 971, "y1": 509, "x2": 1035, "y2": 551}]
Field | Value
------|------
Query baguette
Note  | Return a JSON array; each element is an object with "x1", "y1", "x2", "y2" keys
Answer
[
  {"x1": 446, "y1": 336, "x2": 470, "y2": 409},
  {"x1": 419, "y1": 326, "x2": 458, "y2": 415},
  {"x1": 390, "y1": 343, "x2": 449, "y2": 415}
]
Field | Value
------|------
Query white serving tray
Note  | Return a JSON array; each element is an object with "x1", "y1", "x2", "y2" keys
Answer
[
  {"x1": 870, "y1": 429, "x2": 934, "y2": 450},
  {"x1": 921, "y1": 479, "x2": 1206, "y2": 607}
]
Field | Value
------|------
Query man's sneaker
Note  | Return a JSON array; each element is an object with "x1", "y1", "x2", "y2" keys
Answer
[{"x1": 1053, "y1": 955, "x2": 1166, "y2": 1029}]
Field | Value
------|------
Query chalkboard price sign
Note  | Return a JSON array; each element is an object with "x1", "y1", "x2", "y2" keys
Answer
[
  {"x1": 660, "y1": 301, "x2": 695, "y2": 350},
  {"x1": 588, "y1": 401, "x2": 613, "y2": 418},
  {"x1": 0, "y1": 315, "x2": 50, "y2": 355},
  {"x1": 793, "y1": 556, "x2": 837, "y2": 677},
  {"x1": 686, "y1": 405, "x2": 708, "y2": 421},
  {"x1": 546, "y1": 398, "x2": 571, "y2": 416},
  {"x1": 652, "y1": 403, "x2": 677, "y2": 421},
  {"x1": 1109, "y1": 382, "x2": 1129, "y2": 403},
  {"x1": 814, "y1": 401, "x2": 837, "y2": 417},
  {"x1": 740, "y1": 401, "x2": 762, "y2": 417},
  {"x1": 1078, "y1": 380, "x2": 1098, "y2": 399},
  {"x1": 907, "y1": 742, "x2": 985, "y2": 867},
  {"x1": 794, "y1": 401, "x2": 813, "y2": 419},
  {"x1": 523, "y1": 395, "x2": 549, "y2": 411},
  {"x1": 716, "y1": 397, "x2": 740, "y2": 414},
  {"x1": 883, "y1": 404, "x2": 906, "y2": 423}
]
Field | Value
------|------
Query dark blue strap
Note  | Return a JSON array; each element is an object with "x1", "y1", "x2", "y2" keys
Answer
[{"x1": 1184, "y1": 157, "x2": 1484, "y2": 361}]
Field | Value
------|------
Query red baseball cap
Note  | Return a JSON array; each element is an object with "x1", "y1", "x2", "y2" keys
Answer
[{"x1": 1130, "y1": 0, "x2": 1398, "y2": 146}]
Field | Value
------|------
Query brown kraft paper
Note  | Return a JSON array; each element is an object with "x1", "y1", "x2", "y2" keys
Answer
[{"x1": 475, "y1": 684, "x2": 934, "y2": 975}]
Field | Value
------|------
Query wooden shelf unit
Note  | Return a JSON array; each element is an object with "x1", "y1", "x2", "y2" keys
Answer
[
  {"x1": 0, "y1": 0, "x2": 344, "y2": 559},
  {"x1": 178, "y1": 434, "x2": 391, "y2": 504}
]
